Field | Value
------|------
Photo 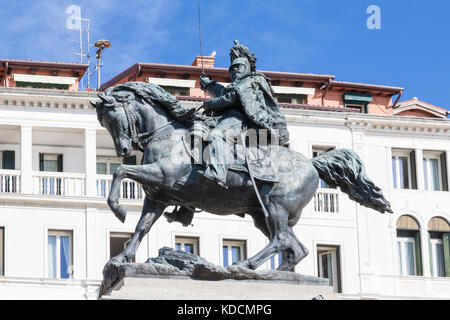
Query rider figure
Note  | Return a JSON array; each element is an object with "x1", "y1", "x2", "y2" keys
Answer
[{"x1": 197, "y1": 41, "x2": 290, "y2": 187}]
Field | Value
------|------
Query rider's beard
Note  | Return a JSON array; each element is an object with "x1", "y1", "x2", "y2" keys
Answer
[{"x1": 231, "y1": 71, "x2": 245, "y2": 82}]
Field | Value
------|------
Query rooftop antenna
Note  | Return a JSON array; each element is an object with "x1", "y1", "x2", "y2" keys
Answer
[
  {"x1": 65, "y1": 5, "x2": 92, "y2": 90},
  {"x1": 94, "y1": 40, "x2": 111, "y2": 91}
]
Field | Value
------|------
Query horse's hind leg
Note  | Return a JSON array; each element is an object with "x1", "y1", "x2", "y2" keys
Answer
[
  {"x1": 111, "y1": 197, "x2": 166, "y2": 263},
  {"x1": 277, "y1": 227, "x2": 309, "y2": 271},
  {"x1": 238, "y1": 201, "x2": 291, "y2": 270}
]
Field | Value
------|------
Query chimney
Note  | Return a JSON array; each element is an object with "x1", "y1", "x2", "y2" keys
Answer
[{"x1": 192, "y1": 56, "x2": 215, "y2": 68}]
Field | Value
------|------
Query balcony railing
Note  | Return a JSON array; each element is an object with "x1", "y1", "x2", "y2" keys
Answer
[
  {"x1": 96, "y1": 175, "x2": 144, "y2": 200},
  {"x1": 314, "y1": 188, "x2": 339, "y2": 213},
  {"x1": 0, "y1": 171, "x2": 144, "y2": 201},
  {"x1": 32, "y1": 172, "x2": 85, "y2": 197},
  {"x1": 0, "y1": 169, "x2": 20, "y2": 194}
]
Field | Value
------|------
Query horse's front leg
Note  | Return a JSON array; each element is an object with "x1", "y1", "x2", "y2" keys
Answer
[
  {"x1": 111, "y1": 197, "x2": 166, "y2": 263},
  {"x1": 108, "y1": 163, "x2": 167, "y2": 223}
]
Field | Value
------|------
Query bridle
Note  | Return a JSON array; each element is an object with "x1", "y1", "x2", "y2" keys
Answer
[{"x1": 120, "y1": 101, "x2": 175, "y2": 152}]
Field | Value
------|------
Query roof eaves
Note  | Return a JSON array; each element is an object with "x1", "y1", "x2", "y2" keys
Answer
[{"x1": 331, "y1": 80, "x2": 403, "y2": 93}]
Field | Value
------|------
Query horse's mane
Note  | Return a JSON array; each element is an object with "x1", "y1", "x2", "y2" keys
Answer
[
  {"x1": 104, "y1": 81, "x2": 176, "y2": 107},
  {"x1": 96, "y1": 81, "x2": 183, "y2": 124}
]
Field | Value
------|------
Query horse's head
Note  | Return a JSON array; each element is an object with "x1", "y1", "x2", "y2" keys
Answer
[{"x1": 90, "y1": 92, "x2": 134, "y2": 157}]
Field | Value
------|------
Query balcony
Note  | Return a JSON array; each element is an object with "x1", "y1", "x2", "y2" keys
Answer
[
  {"x1": 313, "y1": 188, "x2": 339, "y2": 213},
  {"x1": 32, "y1": 172, "x2": 85, "y2": 197},
  {"x1": 0, "y1": 169, "x2": 20, "y2": 194}
]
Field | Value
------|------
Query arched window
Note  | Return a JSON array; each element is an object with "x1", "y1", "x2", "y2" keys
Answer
[
  {"x1": 428, "y1": 217, "x2": 450, "y2": 277},
  {"x1": 396, "y1": 215, "x2": 422, "y2": 276}
]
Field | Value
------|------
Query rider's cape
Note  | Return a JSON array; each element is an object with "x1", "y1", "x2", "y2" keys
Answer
[{"x1": 232, "y1": 72, "x2": 289, "y2": 145}]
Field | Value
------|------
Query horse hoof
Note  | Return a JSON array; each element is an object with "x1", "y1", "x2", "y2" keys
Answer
[{"x1": 113, "y1": 205, "x2": 127, "y2": 223}]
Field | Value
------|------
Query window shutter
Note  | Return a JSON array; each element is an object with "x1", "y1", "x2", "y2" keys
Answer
[
  {"x1": 414, "y1": 232, "x2": 422, "y2": 276},
  {"x1": 2, "y1": 150, "x2": 15, "y2": 170},
  {"x1": 410, "y1": 150, "x2": 417, "y2": 189},
  {"x1": 428, "y1": 234, "x2": 433, "y2": 276},
  {"x1": 123, "y1": 155, "x2": 136, "y2": 165},
  {"x1": 57, "y1": 154, "x2": 63, "y2": 172},
  {"x1": 440, "y1": 153, "x2": 448, "y2": 191},
  {"x1": 444, "y1": 233, "x2": 450, "y2": 277},
  {"x1": 39, "y1": 153, "x2": 44, "y2": 171}
]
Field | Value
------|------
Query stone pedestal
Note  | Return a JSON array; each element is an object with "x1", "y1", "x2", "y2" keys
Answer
[
  {"x1": 102, "y1": 276, "x2": 337, "y2": 300},
  {"x1": 100, "y1": 247, "x2": 339, "y2": 300}
]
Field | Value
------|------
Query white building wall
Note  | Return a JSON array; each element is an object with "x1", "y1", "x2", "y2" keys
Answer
[{"x1": 0, "y1": 87, "x2": 449, "y2": 299}]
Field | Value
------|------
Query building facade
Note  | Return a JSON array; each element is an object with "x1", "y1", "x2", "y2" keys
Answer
[{"x1": 0, "y1": 57, "x2": 449, "y2": 299}]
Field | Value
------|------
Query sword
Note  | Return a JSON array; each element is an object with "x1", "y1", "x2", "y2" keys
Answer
[
  {"x1": 195, "y1": 0, "x2": 206, "y2": 113},
  {"x1": 197, "y1": 0, "x2": 205, "y2": 76}
]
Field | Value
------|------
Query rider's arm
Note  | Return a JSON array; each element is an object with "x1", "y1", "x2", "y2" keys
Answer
[
  {"x1": 200, "y1": 76, "x2": 227, "y2": 98},
  {"x1": 203, "y1": 90, "x2": 238, "y2": 113},
  {"x1": 204, "y1": 81, "x2": 227, "y2": 98}
]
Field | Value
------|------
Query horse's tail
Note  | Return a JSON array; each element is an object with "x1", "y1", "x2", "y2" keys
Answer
[{"x1": 311, "y1": 149, "x2": 392, "y2": 214}]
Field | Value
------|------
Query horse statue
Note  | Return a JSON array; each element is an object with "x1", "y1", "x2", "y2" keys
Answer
[{"x1": 91, "y1": 81, "x2": 392, "y2": 292}]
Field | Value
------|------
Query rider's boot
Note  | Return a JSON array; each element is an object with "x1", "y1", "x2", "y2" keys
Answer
[
  {"x1": 196, "y1": 167, "x2": 228, "y2": 189},
  {"x1": 164, "y1": 206, "x2": 195, "y2": 227}
]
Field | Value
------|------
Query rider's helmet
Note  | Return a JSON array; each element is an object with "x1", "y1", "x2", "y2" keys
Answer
[
  {"x1": 229, "y1": 57, "x2": 251, "y2": 70},
  {"x1": 229, "y1": 40, "x2": 257, "y2": 72}
]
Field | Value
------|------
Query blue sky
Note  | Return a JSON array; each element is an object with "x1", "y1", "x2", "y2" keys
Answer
[{"x1": 1, "y1": 0, "x2": 449, "y2": 111}]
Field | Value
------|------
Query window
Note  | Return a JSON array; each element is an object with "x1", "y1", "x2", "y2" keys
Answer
[
  {"x1": 0, "y1": 150, "x2": 18, "y2": 193},
  {"x1": 274, "y1": 94, "x2": 306, "y2": 105},
  {"x1": 222, "y1": 240, "x2": 246, "y2": 267},
  {"x1": 396, "y1": 215, "x2": 422, "y2": 276},
  {"x1": 312, "y1": 146, "x2": 339, "y2": 213},
  {"x1": 175, "y1": 236, "x2": 199, "y2": 255},
  {"x1": 423, "y1": 152, "x2": 448, "y2": 191},
  {"x1": 96, "y1": 157, "x2": 122, "y2": 175},
  {"x1": 423, "y1": 157, "x2": 441, "y2": 191},
  {"x1": 39, "y1": 154, "x2": 63, "y2": 195},
  {"x1": 270, "y1": 252, "x2": 283, "y2": 270},
  {"x1": 397, "y1": 237, "x2": 417, "y2": 276},
  {"x1": 0, "y1": 227, "x2": 4, "y2": 276},
  {"x1": 110, "y1": 232, "x2": 134, "y2": 262},
  {"x1": 160, "y1": 86, "x2": 189, "y2": 97},
  {"x1": 48, "y1": 230, "x2": 72, "y2": 279},
  {"x1": 343, "y1": 92, "x2": 372, "y2": 114},
  {"x1": 1, "y1": 150, "x2": 15, "y2": 170},
  {"x1": 39, "y1": 153, "x2": 63, "y2": 172},
  {"x1": 392, "y1": 149, "x2": 417, "y2": 190},
  {"x1": 317, "y1": 245, "x2": 341, "y2": 292},
  {"x1": 430, "y1": 238, "x2": 445, "y2": 277},
  {"x1": 345, "y1": 104, "x2": 366, "y2": 113},
  {"x1": 15, "y1": 82, "x2": 69, "y2": 90},
  {"x1": 312, "y1": 146, "x2": 335, "y2": 188},
  {"x1": 428, "y1": 217, "x2": 450, "y2": 277}
]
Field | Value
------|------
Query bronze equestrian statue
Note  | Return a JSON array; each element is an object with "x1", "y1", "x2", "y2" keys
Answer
[{"x1": 92, "y1": 41, "x2": 392, "y2": 294}]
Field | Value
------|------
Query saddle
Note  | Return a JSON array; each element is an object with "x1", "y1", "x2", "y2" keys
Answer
[
  {"x1": 182, "y1": 124, "x2": 278, "y2": 184},
  {"x1": 228, "y1": 140, "x2": 278, "y2": 183}
]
